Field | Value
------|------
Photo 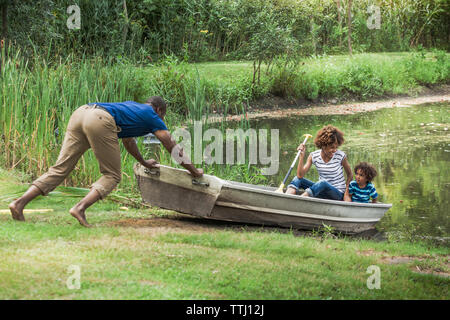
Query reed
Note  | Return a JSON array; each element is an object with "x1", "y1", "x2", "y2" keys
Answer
[
  {"x1": 0, "y1": 49, "x2": 144, "y2": 192},
  {"x1": 0, "y1": 49, "x2": 260, "y2": 195}
]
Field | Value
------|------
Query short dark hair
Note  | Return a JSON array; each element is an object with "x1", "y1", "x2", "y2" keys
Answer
[
  {"x1": 145, "y1": 96, "x2": 167, "y2": 110},
  {"x1": 314, "y1": 125, "x2": 345, "y2": 148},
  {"x1": 354, "y1": 162, "x2": 378, "y2": 182}
]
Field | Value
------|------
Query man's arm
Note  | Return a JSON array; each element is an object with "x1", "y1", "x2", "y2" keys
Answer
[
  {"x1": 153, "y1": 130, "x2": 203, "y2": 178},
  {"x1": 122, "y1": 137, "x2": 159, "y2": 168}
]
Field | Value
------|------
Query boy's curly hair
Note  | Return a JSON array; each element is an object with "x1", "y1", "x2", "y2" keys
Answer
[
  {"x1": 354, "y1": 162, "x2": 378, "y2": 182},
  {"x1": 314, "y1": 125, "x2": 345, "y2": 148}
]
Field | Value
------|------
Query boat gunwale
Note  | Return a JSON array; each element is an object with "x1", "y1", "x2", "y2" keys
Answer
[{"x1": 221, "y1": 181, "x2": 392, "y2": 209}]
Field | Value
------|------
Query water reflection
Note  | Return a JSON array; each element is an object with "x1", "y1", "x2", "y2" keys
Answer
[{"x1": 248, "y1": 103, "x2": 449, "y2": 238}]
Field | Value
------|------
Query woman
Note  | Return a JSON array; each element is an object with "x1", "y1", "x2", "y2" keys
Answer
[{"x1": 285, "y1": 125, "x2": 352, "y2": 201}]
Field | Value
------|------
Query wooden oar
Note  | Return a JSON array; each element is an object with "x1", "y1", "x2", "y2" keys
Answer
[{"x1": 275, "y1": 134, "x2": 312, "y2": 193}]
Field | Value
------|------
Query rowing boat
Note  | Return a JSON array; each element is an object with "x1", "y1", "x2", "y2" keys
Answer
[{"x1": 134, "y1": 164, "x2": 392, "y2": 234}]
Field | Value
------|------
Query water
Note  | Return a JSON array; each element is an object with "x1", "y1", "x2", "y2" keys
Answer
[{"x1": 246, "y1": 103, "x2": 449, "y2": 238}]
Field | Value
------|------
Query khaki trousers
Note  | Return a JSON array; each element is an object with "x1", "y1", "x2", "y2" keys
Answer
[{"x1": 33, "y1": 105, "x2": 122, "y2": 199}]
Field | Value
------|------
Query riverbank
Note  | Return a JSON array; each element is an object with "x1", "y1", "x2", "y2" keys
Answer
[
  {"x1": 0, "y1": 168, "x2": 448, "y2": 299},
  {"x1": 209, "y1": 84, "x2": 450, "y2": 122}
]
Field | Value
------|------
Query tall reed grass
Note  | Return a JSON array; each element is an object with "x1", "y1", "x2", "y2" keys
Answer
[
  {"x1": 0, "y1": 49, "x2": 263, "y2": 195},
  {"x1": 0, "y1": 47, "x2": 147, "y2": 192}
]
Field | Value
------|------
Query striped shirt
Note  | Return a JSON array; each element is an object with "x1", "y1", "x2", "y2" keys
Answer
[
  {"x1": 349, "y1": 180, "x2": 378, "y2": 203},
  {"x1": 310, "y1": 149, "x2": 347, "y2": 193}
]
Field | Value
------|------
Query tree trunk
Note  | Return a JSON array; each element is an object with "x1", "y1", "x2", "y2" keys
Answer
[
  {"x1": 252, "y1": 60, "x2": 256, "y2": 86},
  {"x1": 347, "y1": 0, "x2": 353, "y2": 56},
  {"x1": 336, "y1": 0, "x2": 342, "y2": 48},
  {"x1": 1, "y1": 3, "x2": 6, "y2": 41},
  {"x1": 257, "y1": 59, "x2": 261, "y2": 85},
  {"x1": 311, "y1": 17, "x2": 316, "y2": 55},
  {"x1": 1, "y1": 2, "x2": 7, "y2": 73},
  {"x1": 121, "y1": 0, "x2": 129, "y2": 53}
]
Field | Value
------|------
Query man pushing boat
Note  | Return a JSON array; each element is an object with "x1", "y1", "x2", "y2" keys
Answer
[{"x1": 9, "y1": 97, "x2": 203, "y2": 227}]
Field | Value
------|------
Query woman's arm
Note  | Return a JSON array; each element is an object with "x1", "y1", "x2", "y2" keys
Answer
[
  {"x1": 342, "y1": 157, "x2": 353, "y2": 202},
  {"x1": 296, "y1": 147, "x2": 312, "y2": 179}
]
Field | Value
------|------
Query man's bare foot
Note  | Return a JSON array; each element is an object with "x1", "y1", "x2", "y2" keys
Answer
[
  {"x1": 300, "y1": 191, "x2": 310, "y2": 197},
  {"x1": 69, "y1": 206, "x2": 92, "y2": 228},
  {"x1": 9, "y1": 200, "x2": 25, "y2": 221}
]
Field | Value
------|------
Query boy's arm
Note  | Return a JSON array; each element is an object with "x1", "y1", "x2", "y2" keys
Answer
[
  {"x1": 371, "y1": 186, "x2": 378, "y2": 203},
  {"x1": 346, "y1": 184, "x2": 354, "y2": 202},
  {"x1": 342, "y1": 157, "x2": 353, "y2": 202}
]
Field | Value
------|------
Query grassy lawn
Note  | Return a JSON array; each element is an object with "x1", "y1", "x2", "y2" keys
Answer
[
  {"x1": 146, "y1": 51, "x2": 449, "y2": 114},
  {"x1": 0, "y1": 168, "x2": 448, "y2": 300}
]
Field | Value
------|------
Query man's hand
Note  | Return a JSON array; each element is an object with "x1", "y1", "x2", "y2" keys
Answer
[
  {"x1": 142, "y1": 159, "x2": 160, "y2": 169},
  {"x1": 154, "y1": 130, "x2": 204, "y2": 178},
  {"x1": 343, "y1": 193, "x2": 352, "y2": 202},
  {"x1": 190, "y1": 168, "x2": 204, "y2": 178}
]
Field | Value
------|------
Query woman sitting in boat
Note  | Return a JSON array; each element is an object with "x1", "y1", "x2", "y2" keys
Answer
[{"x1": 285, "y1": 125, "x2": 353, "y2": 201}]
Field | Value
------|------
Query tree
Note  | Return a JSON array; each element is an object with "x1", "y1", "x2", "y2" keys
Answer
[
  {"x1": 347, "y1": 0, "x2": 353, "y2": 56},
  {"x1": 0, "y1": 0, "x2": 9, "y2": 73},
  {"x1": 122, "y1": 0, "x2": 129, "y2": 53},
  {"x1": 246, "y1": 11, "x2": 298, "y2": 88},
  {"x1": 336, "y1": 0, "x2": 342, "y2": 48},
  {"x1": 1, "y1": 1, "x2": 6, "y2": 41}
]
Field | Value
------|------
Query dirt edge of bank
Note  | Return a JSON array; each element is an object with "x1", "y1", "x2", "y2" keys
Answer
[{"x1": 210, "y1": 84, "x2": 450, "y2": 122}]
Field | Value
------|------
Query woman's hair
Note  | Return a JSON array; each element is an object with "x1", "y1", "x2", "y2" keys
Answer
[
  {"x1": 354, "y1": 162, "x2": 378, "y2": 182},
  {"x1": 314, "y1": 125, "x2": 345, "y2": 148}
]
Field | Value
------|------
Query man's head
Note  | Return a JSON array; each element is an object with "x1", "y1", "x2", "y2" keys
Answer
[{"x1": 146, "y1": 96, "x2": 167, "y2": 121}]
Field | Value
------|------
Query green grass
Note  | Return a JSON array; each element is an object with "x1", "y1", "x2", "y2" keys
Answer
[
  {"x1": 0, "y1": 168, "x2": 448, "y2": 299},
  {"x1": 269, "y1": 51, "x2": 450, "y2": 100}
]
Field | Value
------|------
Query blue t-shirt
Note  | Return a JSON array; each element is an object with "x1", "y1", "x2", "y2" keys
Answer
[
  {"x1": 90, "y1": 101, "x2": 168, "y2": 138},
  {"x1": 348, "y1": 180, "x2": 378, "y2": 203}
]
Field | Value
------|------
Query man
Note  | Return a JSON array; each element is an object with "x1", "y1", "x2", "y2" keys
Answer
[{"x1": 9, "y1": 96, "x2": 203, "y2": 227}]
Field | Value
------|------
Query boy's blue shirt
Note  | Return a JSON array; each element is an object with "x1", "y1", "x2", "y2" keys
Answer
[
  {"x1": 89, "y1": 101, "x2": 168, "y2": 138},
  {"x1": 349, "y1": 180, "x2": 378, "y2": 203}
]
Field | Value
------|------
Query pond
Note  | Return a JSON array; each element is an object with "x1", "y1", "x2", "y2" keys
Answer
[{"x1": 245, "y1": 102, "x2": 449, "y2": 239}]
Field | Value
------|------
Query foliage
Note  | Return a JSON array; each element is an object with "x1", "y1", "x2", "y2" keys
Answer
[{"x1": 1, "y1": 0, "x2": 449, "y2": 62}]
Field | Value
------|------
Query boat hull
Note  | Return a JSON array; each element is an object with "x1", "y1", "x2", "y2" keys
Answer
[{"x1": 134, "y1": 164, "x2": 392, "y2": 234}]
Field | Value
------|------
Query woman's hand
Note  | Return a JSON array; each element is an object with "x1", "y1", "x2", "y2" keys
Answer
[{"x1": 297, "y1": 143, "x2": 306, "y2": 153}]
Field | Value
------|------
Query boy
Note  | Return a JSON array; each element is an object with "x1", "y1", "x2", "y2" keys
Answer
[{"x1": 348, "y1": 162, "x2": 378, "y2": 203}]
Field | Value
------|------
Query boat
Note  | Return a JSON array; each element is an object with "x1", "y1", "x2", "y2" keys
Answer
[{"x1": 134, "y1": 164, "x2": 392, "y2": 234}]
